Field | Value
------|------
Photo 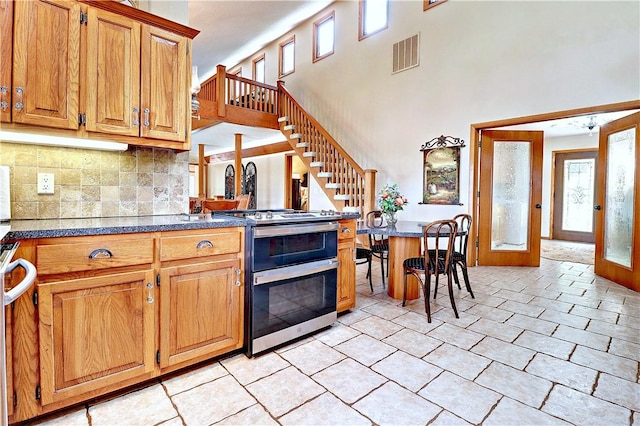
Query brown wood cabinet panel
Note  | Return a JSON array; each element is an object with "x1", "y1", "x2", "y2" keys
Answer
[
  {"x1": 0, "y1": 0, "x2": 12, "y2": 123},
  {"x1": 159, "y1": 259, "x2": 243, "y2": 368},
  {"x1": 85, "y1": 7, "x2": 141, "y2": 136},
  {"x1": 38, "y1": 270, "x2": 156, "y2": 405},
  {"x1": 337, "y1": 219, "x2": 356, "y2": 312},
  {"x1": 12, "y1": 0, "x2": 80, "y2": 129},
  {"x1": 140, "y1": 25, "x2": 188, "y2": 142},
  {"x1": 160, "y1": 230, "x2": 241, "y2": 262},
  {"x1": 36, "y1": 236, "x2": 154, "y2": 275}
]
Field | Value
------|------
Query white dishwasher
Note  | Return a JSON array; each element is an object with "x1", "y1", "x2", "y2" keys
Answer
[{"x1": 0, "y1": 242, "x2": 36, "y2": 426}]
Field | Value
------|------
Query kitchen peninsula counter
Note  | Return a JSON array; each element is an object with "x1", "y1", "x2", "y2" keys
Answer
[{"x1": 2, "y1": 214, "x2": 247, "y2": 240}]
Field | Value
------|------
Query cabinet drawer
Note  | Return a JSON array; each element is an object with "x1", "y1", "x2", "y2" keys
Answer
[
  {"x1": 161, "y1": 230, "x2": 241, "y2": 262},
  {"x1": 338, "y1": 220, "x2": 356, "y2": 241},
  {"x1": 37, "y1": 236, "x2": 154, "y2": 275}
]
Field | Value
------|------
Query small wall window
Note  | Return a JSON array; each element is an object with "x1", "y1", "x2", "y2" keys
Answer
[
  {"x1": 359, "y1": 0, "x2": 388, "y2": 41},
  {"x1": 423, "y1": 0, "x2": 447, "y2": 11},
  {"x1": 279, "y1": 36, "x2": 295, "y2": 78},
  {"x1": 313, "y1": 11, "x2": 335, "y2": 62},
  {"x1": 253, "y1": 54, "x2": 265, "y2": 83}
]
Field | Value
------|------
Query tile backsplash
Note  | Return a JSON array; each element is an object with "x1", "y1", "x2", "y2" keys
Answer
[{"x1": 0, "y1": 142, "x2": 190, "y2": 219}]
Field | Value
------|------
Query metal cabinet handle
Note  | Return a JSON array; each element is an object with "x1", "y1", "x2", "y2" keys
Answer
[
  {"x1": 351, "y1": 248, "x2": 356, "y2": 261},
  {"x1": 133, "y1": 107, "x2": 139, "y2": 126},
  {"x1": 594, "y1": 205, "x2": 602, "y2": 211},
  {"x1": 146, "y1": 282, "x2": 154, "y2": 303},
  {"x1": 143, "y1": 108, "x2": 150, "y2": 127},
  {"x1": 341, "y1": 227, "x2": 351, "y2": 233},
  {"x1": 535, "y1": 204, "x2": 542, "y2": 209},
  {"x1": 196, "y1": 240, "x2": 213, "y2": 249},
  {"x1": 235, "y1": 268, "x2": 242, "y2": 287},
  {"x1": 14, "y1": 87, "x2": 23, "y2": 111},
  {"x1": 1, "y1": 86, "x2": 8, "y2": 111},
  {"x1": 88, "y1": 248, "x2": 113, "y2": 259}
]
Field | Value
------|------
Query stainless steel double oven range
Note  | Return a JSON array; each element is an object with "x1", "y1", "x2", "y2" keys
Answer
[{"x1": 217, "y1": 210, "x2": 342, "y2": 357}]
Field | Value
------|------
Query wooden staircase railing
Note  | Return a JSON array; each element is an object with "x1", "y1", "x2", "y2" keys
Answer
[
  {"x1": 277, "y1": 81, "x2": 376, "y2": 215},
  {"x1": 195, "y1": 65, "x2": 376, "y2": 215}
]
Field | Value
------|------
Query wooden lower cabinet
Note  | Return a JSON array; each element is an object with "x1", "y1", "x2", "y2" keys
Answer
[
  {"x1": 38, "y1": 270, "x2": 156, "y2": 406},
  {"x1": 159, "y1": 258, "x2": 244, "y2": 369},
  {"x1": 337, "y1": 219, "x2": 356, "y2": 312}
]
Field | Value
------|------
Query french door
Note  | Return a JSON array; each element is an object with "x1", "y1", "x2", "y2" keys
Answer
[
  {"x1": 595, "y1": 112, "x2": 640, "y2": 290},
  {"x1": 477, "y1": 130, "x2": 544, "y2": 266}
]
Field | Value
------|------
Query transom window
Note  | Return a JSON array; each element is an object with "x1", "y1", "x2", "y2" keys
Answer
[
  {"x1": 279, "y1": 36, "x2": 295, "y2": 77},
  {"x1": 313, "y1": 11, "x2": 335, "y2": 62},
  {"x1": 253, "y1": 54, "x2": 265, "y2": 83},
  {"x1": 359, "y1": 0, "x2": 388, "y2": 40},
  {"x1": 424, "y1": 0, "x2": 447, "y2": 11}
]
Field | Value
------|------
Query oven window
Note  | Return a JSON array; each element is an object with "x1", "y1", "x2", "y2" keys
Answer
[
  {"x1": 253, "y1": 230, "x2": 337, "y2": 271},
  {"x1": 252, "y1": 269, "x2": 337, "y2": 339}
]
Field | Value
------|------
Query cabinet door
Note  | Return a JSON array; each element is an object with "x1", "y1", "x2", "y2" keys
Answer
[
  {"x1": 38, "y1": 270, "x2": 156, "y2": 405},
  {"x1": 337, "y1": 241, "x2": 356, "y2": 312},
  {"x1": 140, "y1": 25, "x2": 188, "y2": 142},
  {"x1": 159, "y1": 259, "x2": 243, "y2": 369},
  {"x1": 85, "y1": 8, "x2": 140, "y2": 136},
  {"x1": 12, "y1": 0, "x2": 79, "y2": 129},
  {"x1": 0, "y1": 0, "x2": 12, "y2": 123}
]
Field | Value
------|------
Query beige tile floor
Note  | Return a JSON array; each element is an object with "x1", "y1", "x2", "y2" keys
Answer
[{"x1": 28, "y1": 257, "x2": 639, "y2": 426}]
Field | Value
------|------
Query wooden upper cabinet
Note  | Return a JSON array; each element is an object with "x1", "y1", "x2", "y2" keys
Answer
[
  {"x1": 140, "y1": 25, "x2": 188, "y2": 142},
  {"x1": 85, "y1": 8, "x2": 141, "y2": 136},
  {"x1": 0, "y1": 0, "x2": 13, "y2": 123},
  {"x1": 12, "y1": 0, "x2": 80, "y2": 130}
]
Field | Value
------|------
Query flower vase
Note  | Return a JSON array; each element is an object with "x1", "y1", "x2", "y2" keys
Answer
[{"x1": 384, "y1": 211, "x2": 397, "y2": 227}]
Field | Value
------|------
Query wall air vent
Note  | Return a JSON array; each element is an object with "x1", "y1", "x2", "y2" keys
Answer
[{"x1": 392, "y1": 34, "x2": 420, "y2": 74}]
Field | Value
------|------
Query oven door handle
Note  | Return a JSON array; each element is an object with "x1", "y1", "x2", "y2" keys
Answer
[
  {"x1": 253, "y1": 258, "x2": 338, "y2": 285},
  {"x1": 253, "y1": 222, "x2": 339, "y2": 238}
]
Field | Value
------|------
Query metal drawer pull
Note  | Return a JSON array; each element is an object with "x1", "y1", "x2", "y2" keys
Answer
[
  {"x1": 341, "y1": 227, "x2": 351, "y2": 233},
  {"x1": 235, "y1": 268, "x2": 241, "y2": 287},
  {"x1": 196, "y1": 240, "x2": 213, "y2": 249},
  {"x1": 88, "y1": 248, "x2": 113, "y2": 259},
  {"x1": 143, "y1": 108, "x2": 150, "y2": 127},
  {"x1": 133, "y1": 107, "x2": 140, "y2": 126}
]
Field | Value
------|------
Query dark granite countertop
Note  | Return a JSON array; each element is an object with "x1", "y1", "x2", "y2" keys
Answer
[
  {"x1": 2, "y1": 214, "x2": 247, "y2": 240},
  {"x1": 2, "y1": 212, "x2": 361, "y2": 241}
]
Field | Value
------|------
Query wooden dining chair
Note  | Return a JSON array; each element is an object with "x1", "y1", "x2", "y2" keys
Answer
[
  {"x1": 402, "y1": 219, "x2": 458, "y2": 322},
  {"x1": 365, "y1": 210, "x2": 389, "y2": 288},
  {"x1": 235, "y1": 193, "x2": 251, "y2": 210},
  {"x1": 450, "y1": 213, "x2": 475, "y2": 298},
  {"x1": 202, "y1": 199, "x2": 239, "y2": 212}
]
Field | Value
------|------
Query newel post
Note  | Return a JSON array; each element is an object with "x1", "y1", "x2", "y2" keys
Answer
[
  {"x1": 364, "y1": 169, "x2": 377, "y2": 218},
  {"x1": 216, "y1": 64, "x2": 227, "y2": 117}
]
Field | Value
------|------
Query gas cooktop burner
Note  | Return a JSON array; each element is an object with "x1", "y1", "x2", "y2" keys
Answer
[{"x1": 213, "y1": 209, "x2": 342, "y2": 225}]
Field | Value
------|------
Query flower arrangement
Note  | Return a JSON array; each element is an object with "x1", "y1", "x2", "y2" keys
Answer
[{"x1": 377, "y1": 183, "x2": 408, "y2": 215}]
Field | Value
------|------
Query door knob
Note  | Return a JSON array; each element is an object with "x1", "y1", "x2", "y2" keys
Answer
[
  {"x1": 594, "y1": 205, "x2": 602, "y2": 210},
  {"x1": 535, "y1": 204, "x2": 542, "y2": 209}
]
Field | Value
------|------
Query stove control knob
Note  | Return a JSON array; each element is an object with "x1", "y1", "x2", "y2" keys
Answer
[
  {"x1": 254, "y1": 211, "x2": 262, "y2": 219},
  {"x1": 320, "y1": 210, "x2": 327, "y2": 216},
  {"x1": 266, "y1": 211, "x2": 273, "y2": 219}
]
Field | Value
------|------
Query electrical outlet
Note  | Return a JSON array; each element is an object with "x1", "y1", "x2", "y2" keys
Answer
[{"x1": 37, "y1": 173, "x2": 54, "y2": 195}]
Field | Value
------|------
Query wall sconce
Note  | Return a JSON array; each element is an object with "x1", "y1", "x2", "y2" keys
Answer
[{"x1": 191, "y1": 65, "x2": 201, "y2": 120}]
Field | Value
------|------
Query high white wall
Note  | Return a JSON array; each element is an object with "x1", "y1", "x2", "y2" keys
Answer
[{"x1": 221, "y1": 0, "x2": 639, "y2": 221}]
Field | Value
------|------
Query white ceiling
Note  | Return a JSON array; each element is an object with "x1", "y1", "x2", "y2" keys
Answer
[{"x1": 186, "y1": 1, "x2": 637, "y2": 158}]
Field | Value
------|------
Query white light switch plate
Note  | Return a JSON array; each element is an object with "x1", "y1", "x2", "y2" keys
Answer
[{"x1": 37, "y1": 173, "x2": 54, "y2": 194}]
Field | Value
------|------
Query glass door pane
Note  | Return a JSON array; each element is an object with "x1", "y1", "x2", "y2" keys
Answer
[
  {"x1": 562, "y1": 158, "x2": 596, "y2": 232},
  {"x1": 491, "y1": 141, "x2": 531, "y2": 251},
  {"x1": 604, "y1": 128, "x2": 635, "y2": 267}
]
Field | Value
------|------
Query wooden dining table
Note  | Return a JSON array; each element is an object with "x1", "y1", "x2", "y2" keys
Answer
[{"x1": 358, "y1": 220, "x2": 453, "y2": 301}]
